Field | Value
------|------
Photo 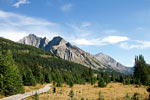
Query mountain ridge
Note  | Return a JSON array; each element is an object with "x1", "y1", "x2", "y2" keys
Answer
[
  {"x1": 18, "y1": 34, "x2": 133, "y2": 74},
  {"x1": 94, "y1": 53, "x2": 133, "y2": 74}
]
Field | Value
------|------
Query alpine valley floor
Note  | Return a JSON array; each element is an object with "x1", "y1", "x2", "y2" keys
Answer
[{"x1": 26, "y1": 82, "x2": 149, "y2": 100}]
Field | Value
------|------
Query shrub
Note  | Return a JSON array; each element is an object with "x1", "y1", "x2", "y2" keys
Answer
[
  {"x1": 132, "y1": 93, "x2": 140, "y2": 100},
  {"x1": 69, "y1": 89, "x2": 74, "y2": 99},
  {"x1": 124, "y1": 93, "x2": 131, "y2": 100},
  {"x1": 81, "y1": 97, "x2": 85, "y2": 100},
  {"x1": 98, "y1": 78, "x2": 106, "y2": 87},
  {"x1": 34, "y1": 92, "x2": 39, "y2": 100}
]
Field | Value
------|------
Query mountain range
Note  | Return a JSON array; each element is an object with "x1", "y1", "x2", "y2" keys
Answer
[{"x1": 18, "y1": 34, "x2": 133, "y2": 74}]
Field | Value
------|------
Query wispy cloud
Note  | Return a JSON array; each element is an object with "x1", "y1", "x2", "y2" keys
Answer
[
  {"x1": 136, "y1": 27, "x2": 145, "y2": 31},
  {"x1": 73, "y1": 36, "x2": 129, "y2": 46},
  {"x1": 0, "y1": 10, "x2": 59, "y2": 41},
  {"x1": 120, "y1": 40, "x2": 150, "y2": 49},
  {"x1": 65, "y1": 23, "x2": 92, "y2": 38},
  {"x1": 103, "y1": 29, "x2": 118, "y2": 34},
  {"x1": 81, "y1": 22, "x2": 91, "y2": 28},
  {"x1": 13, "y1": 0, "x2": 30, "y2": 8},
  {"x1": 61, "y1": 3, "x2": 73, "y2": 12}
]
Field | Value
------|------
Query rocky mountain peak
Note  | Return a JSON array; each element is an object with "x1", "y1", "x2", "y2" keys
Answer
[
  {"x1": 95, "y1": 53, "x2": 132, "y2": 74},
  {"x1": 51, "y1": 36, "x2": 67, "y2": 46},
  {"x1": 18, "y1": 34, "x2": 48, "y2": 48},
  {"x1": 44, "y1": 36, "x2": 68, "y2": 51},
  {"x1": 28, "y1": 34, "x2": 38, "y2": 37},
  {"x1": 95, "y1": 52, "x2": 116, "y2": 63}
]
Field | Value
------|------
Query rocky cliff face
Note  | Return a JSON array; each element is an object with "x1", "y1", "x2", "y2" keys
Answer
[
  {"x1": 18, "y1": 34, "x2": 49, "y2": 49},
  {"x1": 44, "y1": 36, "x2": 106, "y2": 69},
  {"x1": 18, "y1": 34, "x2": 132, "y2": 74},
  {"x1": 95, "y1": 53, "x2": 133, "y2": 74}
]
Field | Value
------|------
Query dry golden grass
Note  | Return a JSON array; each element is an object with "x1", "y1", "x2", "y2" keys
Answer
[
  {"x1": 26, "y1": 82, "x2": 149, "y2": 100},
  {"x1": 0, "y1": 94, "x2": 5, "y2": 99},
  {"x1": 24, "y1": 84, "x2": 47, "y2": 92}
]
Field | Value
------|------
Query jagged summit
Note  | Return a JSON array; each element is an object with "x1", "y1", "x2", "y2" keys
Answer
[
  {"x1": 28, "y1": 34, "x2": 37, "y2": 37},
  {"x1": 44, "y1": 36, "x2": 67, "y2": 51},
  {"x1": 18, "y1": 34, "x2": 48, "y2": 48},
  {"x1": 50, "y1": 36, "x2": 67, "y2": 45}
]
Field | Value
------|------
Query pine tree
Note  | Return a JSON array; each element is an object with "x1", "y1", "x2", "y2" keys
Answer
[
  {"x1": 32, "y1": 62, "x2": 44, "y2": 84},
  {"x1": 43, "y1": 69, "x2": 51, "y2": 83},
  {"x1": 111, "y1": 73, "x2": 115, "y2": 82},
  {"x1": 69, "y1": 81, "x2": 74, "y2": 87},
  {"x1": 134, "y1": 55, "x2": 149, "y2": 85},
  {"x1": 23, "y1": 67, "x2": 36, "y2": 86},
  {"x1": 119, "y1": 75, "x2": 123, "y2": 83},
  {"x1": 0, "y1": 50, "x2": 24, "y2": 96}
]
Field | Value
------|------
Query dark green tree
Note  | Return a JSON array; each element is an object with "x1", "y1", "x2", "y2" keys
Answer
[
  {"x1": 23, "y1": 67, "x2": 36, "y2": 86},
  {"x1": 57, "y1": 82, "x2": 62, "y2": 87},
  {"x1": 43, "y1": 69, "x2": 52, "y2": 83},
  {"x1": 32, "y1": 62, "x2": 44, "y2": 84},
  {"x1": 98, "y1": 78, "x2": 106, "y2": 87},
  {"x1": 134, "y1": 55, "x2": 149, "y2": 85},
  {"x1": 69, "y1": 81, "x2": 74, "y2": 87},
  {"x1": 111, "y1": 73, "x2": 115, "y2": 82},
  {"x1": 0, "y1": 50, "x2": 24, "y2": 96}
]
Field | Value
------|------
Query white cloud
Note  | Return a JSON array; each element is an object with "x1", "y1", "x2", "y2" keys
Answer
[
  {"x1": 73, "y1": 38, "x2": 94, "y2": 45},
  {"x1": 61, "y1": 4, "x2": 72, "y2": 12},
  {"x1": 73, "y1": 36, "x2": 129, "y2": 46},
  {"x1": 0, "y1": 10, "x2": 59, "y2": 41},
  {"x1": 102, "y1": 36, "x2": 129, "y2": 44},
  {"x1": 120, "y1": 40, "x2": 150, "y2": 49},
  {"x1": 13, "y1": 0, "x2": 30, "y2": 8}
]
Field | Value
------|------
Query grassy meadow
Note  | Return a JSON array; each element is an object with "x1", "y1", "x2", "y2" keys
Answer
[{"x1": 26, "y1": 82, "x2": 149, "y2": 100}]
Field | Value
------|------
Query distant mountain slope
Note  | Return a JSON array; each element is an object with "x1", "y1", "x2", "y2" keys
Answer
[
  {"x1": 18, "y1": 34, "x2": 133, "y2": 74},
  {"x1": 95, "y1": 53, "x2": 133, "y2": 74}
]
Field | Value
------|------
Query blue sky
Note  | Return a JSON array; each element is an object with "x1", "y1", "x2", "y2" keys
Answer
[{"x1": 0, "y1": 0, "x2": 150, "y2": 67}]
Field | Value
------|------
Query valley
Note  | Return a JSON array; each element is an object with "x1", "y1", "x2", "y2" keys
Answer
[
  {"x1": 0, "y1": 37, "x2": 150, "y2": 100},
  {"x1": 0, "y1": 1, "x2": 150, "y2": 100}
]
